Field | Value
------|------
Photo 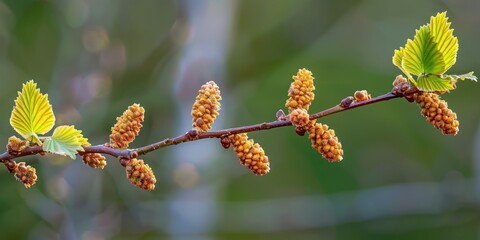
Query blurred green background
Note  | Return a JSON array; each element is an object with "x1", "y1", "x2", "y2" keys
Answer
[{"x1": 0, "y1": 0, "x2": 479, "y2": 239}]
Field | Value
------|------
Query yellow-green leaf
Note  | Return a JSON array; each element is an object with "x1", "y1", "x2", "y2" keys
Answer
[
  {"x1": 391, "y1": 12, "x2": 469, "y2": 92},
  {"x1": 430, "y1": 11, "x2": 458, "y2": 73},
  {"x1": 10, "y1": 80, "x2": 55, "y2": 145},
  {"x1": 42, "y1": 125, "x2": 88, "y2": 159},
  {"x1": 392, "y1": 48, "x2": 404, "y2": 70},
  {"x1": 443, "y1": 72, "x2": 477, "y2": 83},
  {"x1": 403, "y1": 25, "x2": 446, "y2": 76},
  {"x1": 392, "y1": 47, "x2": 417, "y2": 85},
  {"x1": 417, "y1": 74, "x2": 454, "y2": 92}
]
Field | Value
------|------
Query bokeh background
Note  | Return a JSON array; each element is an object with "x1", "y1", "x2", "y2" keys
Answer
[{"x1": 0, "y1": 0, "x2": 479, "y2": 239}]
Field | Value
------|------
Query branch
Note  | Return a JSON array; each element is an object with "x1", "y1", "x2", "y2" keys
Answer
[
  {"x1": 135, "y1": 89, "x2": 417, "y2": 156},
  {"x1": 0, "y1": 86, "x2": 416, "y2": 162}
]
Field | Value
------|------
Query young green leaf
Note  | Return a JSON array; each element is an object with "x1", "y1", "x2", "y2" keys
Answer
[
  {"x1": 392, "y1": 47, "x2": 417, "y2": 85},
  {"x1": 403, "y1": 25, "x2": 445, "y2": 76},
  {"x1": 42, "y1": 125, "x2": 89, "y2": 159},
  {"x1": 417, "y1": 75, "x2": 454, "y2": 92},
  {"x1": 392, "y1": 12, "x2": 475, "y2": 92},
  {"x1": 10, "y1": 80, "x2": 55, "y2": 145},
  {"x1": 392, "y1": 48, "x2": 404, "y2": 71},
  {"x1": 443, "y1": 72, "x2": 477, "y2": 82},
  {"x1": 429, "y1": 12, "x2": 458, "y2": 72}
]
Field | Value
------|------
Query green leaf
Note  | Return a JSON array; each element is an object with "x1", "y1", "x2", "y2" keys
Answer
[
  {"x1": 430, "y1": 12, "x2": 458, "y2": 73},
  {"x1": 392, "y1": 48, "x2": 404, "y2": 70},
  {"x1": 392, "y1": 12, "x2": 468, "y2": 92},
  {"x1": 417, "y1": 74, "x2": 454, "y2": 92},
  {"x1": 42, "y1": 125, "x2": 89, "y2": 159},
  {"x1": 443, "y1": 72, "x2": 477, "y2": 82},
  {"x1": 403, "y1": 25, "x2": 446, "y2": 76},
  {"x1": 10, "y1": 80, "x2": 55, "y2": 145},
  {"x1": 392, "y1": 47, "x2": 417, "y2": 85}
]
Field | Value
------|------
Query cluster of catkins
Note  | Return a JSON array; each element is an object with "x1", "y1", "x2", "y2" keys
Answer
[
  {"x1": 286, "y1": 68, "x2": 344, "y2": 162},
  {"x1": 191, "y1": 69, "x2": 347, "y2": 175},
  {"x1": 190, "y1": 81, "x2": 271, "y2": 176},
  {"x1": 107, "y1": 104, "x2": 157, "y2": 191},
  {"x1": 5, "y1": 136, "x2": 37, "y2": 187}
]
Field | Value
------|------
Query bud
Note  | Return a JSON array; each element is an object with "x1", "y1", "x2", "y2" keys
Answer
[
  {"x1": 109, "y1": 104, "x2": 145, "y2": 149},
  {"x1": 187, "y1": 129, "x2": 199, "y2": 139},
  {"x1": 285, "y1": 68, "x2": 315, "y2": 112},
  {"x1": 125, "y1": 158, "x2": 156, "y2": 191},
  {"x1": 276, "y1": 109, "x2": 286, "y2": 120},
  {"x1": 191, "y1": 81, "x2": 222, "y2": 132},
  {"x1": 340, "y1": 96, "x2": 354, "y2": 108},
  {"x1": 82, "y1": 153, "x2": 107, "y2": 169},
  {"x1": 7, "y1": 136, "x2": 28, "y2": 155},
  {"x1": 392, "y1": 75, "x2": 411, "y2": 96},
  {"x1": 308, "y1": 123, "x2": 343, "y2": 162},
  {"x1": 229, "y1": 133, "x2": 270, "y2": 176},
  {"x1": 295, "y1": 127, "x2": 307, "y2": 136},
  {"x1": 393, "y1": 75, "x2": 408, "y2": 87},
  {"x1": 413, "y1": 92, "x2": 459, "y2": 135},
  {"x1": 220, "y1": 137, "x2": 231, "y2": 149},
  {"x1": 354, "y1": 90, "x2": 371, "y2": 102}
]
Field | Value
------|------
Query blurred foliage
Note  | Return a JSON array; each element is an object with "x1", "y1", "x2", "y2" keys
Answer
[{"x1": 0, "y1": 0, "x2": 479, "y2": 239}]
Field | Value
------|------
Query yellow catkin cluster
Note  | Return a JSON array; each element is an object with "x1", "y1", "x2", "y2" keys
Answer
[
  {"x1": 285, "y1": 68, "x2": 315, "y2": 112},
  {"x1": 413, "y1": 92, "x2": 459, "y2": 135},
  {"x1": 191, "y1": 81, "x2": 222, "y2": 132},
  {"x1": 229, "y1": 133, "x2": 270, "y2": 176},
  {"x1": 354, "y1": 90, "x2": 371, "y2": 102},
  {"x1": 6, "y1": 136, "x2": 28, "y2": 154},
  {"x1": 109, "y1": 104, "x2": 145, "y2": 149},
  {"x1": 308, "y1": 122, "x2": 343, "y2": 162},
  {"x1": 13, "y1": 162, "x2": 37, "y2": 188},
  {"x1": 82, "y1": 153, "x2": 107, "y2": 169},
  {"x1": 126, "y1": 158, "x2": 156, "y2": 191},
  {"x1": 289, "y1": 108, "x2": 311, "y2": 128}
]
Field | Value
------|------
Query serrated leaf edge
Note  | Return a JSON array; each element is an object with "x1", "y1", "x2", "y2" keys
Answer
[
  {"x1": 42, "y1": 125, "x2": 87, "y2": 159},
  {"x1": 10, "y1": 80, "x2": 55, "y2": 145}
]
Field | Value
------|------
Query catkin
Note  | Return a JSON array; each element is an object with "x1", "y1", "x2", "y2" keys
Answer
[
  {"x1": 413, "y1": 92, "x2": 459, "y2": 135},
  {"x1": 191, "y1": 81, "x2": 222, "y2": 132},
  {"x1": 125, "y1": 158, "x2": 156, "y2": 191},
  {"x1": 308, "y1": 122, "x2": 343, "y2": 162},
  {"x1": 82, "y1": 153, "x2": 107, "y2": 169},
  {"x1": 229, "y1": 133, "x2": 270, "y2": 176},
  {"x1": 109, "y1": 104, "x2": 145, "y2": 149},
  {"x1": 285, "y1": 68, "x2": 315, "y2": 112},
  {"x1": 13, "y1": 162, "x2": 37, "y2": 188}
]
